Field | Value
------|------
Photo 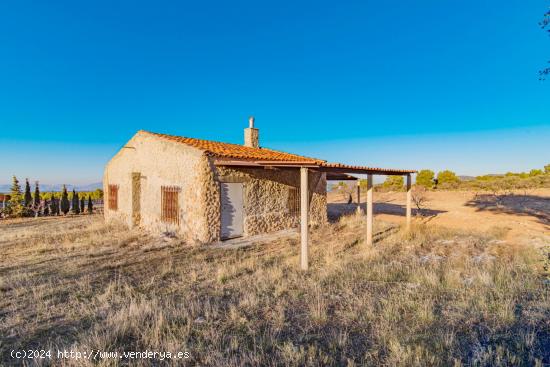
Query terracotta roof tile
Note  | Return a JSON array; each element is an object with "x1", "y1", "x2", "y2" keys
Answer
[
  {"x1": 140, "y1": 130, "x2": 325, "y2": 163},
  {"x1": 139, "y1": 130, "x2": 415, "y2": 175}
]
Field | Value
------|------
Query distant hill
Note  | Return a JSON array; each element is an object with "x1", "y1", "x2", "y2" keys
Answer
[{"x1": 0, "y1": 182, "x2": 102, "y2": 193}]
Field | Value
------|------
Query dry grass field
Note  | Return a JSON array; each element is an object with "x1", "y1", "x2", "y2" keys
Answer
[
  {"x1": 328, "y1": 188, "x2": 550, "y2": 244},
  {"x1": 1, "y1": 210, "x2": 549, "y2": 366}
]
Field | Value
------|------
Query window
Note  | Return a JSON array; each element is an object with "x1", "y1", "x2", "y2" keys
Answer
[
  {"x1": 108, "y1": 184, "x2": 119, "y2": 211},
  {"x1": 288, "y1": 187, "x2": 300, "y2": 217},
  {"x1": 161, "y1": 186, "x2": 180, "y2": 224}
]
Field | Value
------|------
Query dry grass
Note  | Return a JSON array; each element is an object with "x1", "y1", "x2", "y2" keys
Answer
[{"x1": 0, "y1": 215, "x2": 549, "y2": 366}]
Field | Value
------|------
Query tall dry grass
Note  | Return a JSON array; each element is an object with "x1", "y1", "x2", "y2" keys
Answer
[{"x1": 0, "y1": 215, "x2": 549, "y2": 366}]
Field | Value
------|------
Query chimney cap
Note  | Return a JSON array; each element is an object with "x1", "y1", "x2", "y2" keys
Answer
[{"x1": 248, "y1": 116, "x2": 255, "y2": 128}]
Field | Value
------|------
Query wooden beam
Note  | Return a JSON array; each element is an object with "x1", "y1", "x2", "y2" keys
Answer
[
  {"x1": 356, "y1": 180, "x2": 362, "y2": 215},
  {"x1": 406, "y1": 174, "x2": 412, "y2": 230},
  {"x1": 300, "y1": 167, "x2": 309, "y2": 271},
  {"x1": 213, "y1": 158, "x2": 319, "y2": 168},
  {"x1": 317, "y1": 166, "x2": 415, "y2": 176},
  {"x1": 366, "y1": 174, "x2": 373, "y2": 246}
]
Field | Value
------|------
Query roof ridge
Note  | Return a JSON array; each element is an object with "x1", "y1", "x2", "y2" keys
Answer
[{"x1": 140, "y1": 129, "x2": 260, "y2": 150}]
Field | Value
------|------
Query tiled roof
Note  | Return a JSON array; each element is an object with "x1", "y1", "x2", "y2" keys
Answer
[
  {"x1": 139, "y1": 130, "x2": 415, "y2": 174},
  {"x1": 140, "y1": 130, "x2": 325, "y2": 163}
]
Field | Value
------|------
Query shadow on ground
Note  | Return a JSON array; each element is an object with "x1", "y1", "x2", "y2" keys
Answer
[
  {"x1": 465, "y1": 194, "x2": 550, "y2": 229},
  {"x1": 327, "y1": 202, "x2": 447, "y2": 222}
]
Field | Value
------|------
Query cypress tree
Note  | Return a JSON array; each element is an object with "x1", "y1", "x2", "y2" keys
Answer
[
  {"x1": 43, "y1": 199, "x2": 50, "y2": 216},
  {"x1": 50, "y1": 192, "x2": 57, "y2": 216},
  {"x1": 60, "y1": 185, "x2": 70, "y2": 215},
  {"x1": 24, "y1": 178, "x2": 32, "y2": 216},
  {"x1": 52, "y1": 192, "x2": 60, "y2": 216},
  {"x1": 87, "y1": 195, "x2": 93, "y2": 214},
  {"x1": 8, "y1": 175, "x2": 24, "y2": 217},
  {"x1": 72, "y1": 189, "x2": 80, "y2": 214},
  {"x1": 80, "y1": 196, "x2": 85, "y2": 214},
  {"x1": 33, "y1": 181, "x2": 41, "y2": 207}
]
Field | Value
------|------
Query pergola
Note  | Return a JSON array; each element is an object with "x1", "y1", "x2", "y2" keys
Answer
[{"x1": 214, "y1": 158, "x2": 416, "y2": 270}]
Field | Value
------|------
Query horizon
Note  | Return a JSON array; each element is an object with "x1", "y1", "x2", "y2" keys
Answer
[{"x1": 1, "y1": 1, "x2": 549, "y2": 184}]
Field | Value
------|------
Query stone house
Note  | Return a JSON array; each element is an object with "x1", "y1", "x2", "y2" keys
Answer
[{"x1": 104, "y1": 118, "x2": 415, "y2": 246}]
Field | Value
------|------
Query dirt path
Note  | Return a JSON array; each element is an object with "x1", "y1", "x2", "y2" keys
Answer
[{"x1": 328, "y1": 188, "x2": 550, "y2": 245}]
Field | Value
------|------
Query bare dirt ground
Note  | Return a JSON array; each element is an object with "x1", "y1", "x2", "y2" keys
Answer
[{"x1": 328, "y1": 188, "x2": 550, "y2": 247}]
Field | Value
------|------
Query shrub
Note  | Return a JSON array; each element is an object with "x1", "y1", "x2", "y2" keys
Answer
[{"x1": 411, "y1": 185, "x2": 428, "y2": 215}]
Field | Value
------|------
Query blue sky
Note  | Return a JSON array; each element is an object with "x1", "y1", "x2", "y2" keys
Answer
[{"x1": 1, "y1": 0, "x2": 549, "y2": 184}]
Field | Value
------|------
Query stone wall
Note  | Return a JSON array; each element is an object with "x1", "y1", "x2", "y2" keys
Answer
[
  {"x1": 206, "y1": 163, "x2": 327, "y2": 240},
  {"x1": 103, "y1": 132, "x2": 212, "y2": 243}
]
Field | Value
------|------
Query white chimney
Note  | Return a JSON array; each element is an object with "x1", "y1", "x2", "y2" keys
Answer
[{"x1": 244, "y1": 116, "x2": 259, "y2": 148}]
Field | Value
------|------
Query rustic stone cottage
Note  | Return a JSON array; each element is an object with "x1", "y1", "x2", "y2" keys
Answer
[{"x1": 104, "y1": 118, "x2": 415, "y2": 251}]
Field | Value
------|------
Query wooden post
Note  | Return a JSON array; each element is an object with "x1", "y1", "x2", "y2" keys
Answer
[
  {"x1": 366, "y1": 174, "x2": 373, "y2": 246},
  {"x1": 300, "y1": 167, "x2": 309, "y2": 270},
  {"x1": 356, "y1": 180, "x2": 361, "y2": 215},
  {"x1": 406, "y1": 174, "x2": 412, "y2": 230}
]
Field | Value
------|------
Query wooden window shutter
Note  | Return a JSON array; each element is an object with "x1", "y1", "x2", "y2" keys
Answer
[{"x1": 108, "y1": 184, "x2": 119, "y2": 211}]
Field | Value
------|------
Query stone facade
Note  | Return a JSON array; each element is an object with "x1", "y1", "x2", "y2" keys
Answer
[
  {"x1": 207, "y1": 164, "x2": 327, "y2": 240},
  {"x1": 104, "y1": 131, "x2": 327, "y2": 244}
]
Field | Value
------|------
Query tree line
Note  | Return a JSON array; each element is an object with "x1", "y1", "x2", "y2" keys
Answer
[
  {"x1": 331, "y1": 163, "x2": 550, "y2": 194},
  {"x1": 1, "y1": 176, "x2": 102, "y2": 218},
  {"x1": 380, "y1": 164, "x2": 550, "y2": 192}
]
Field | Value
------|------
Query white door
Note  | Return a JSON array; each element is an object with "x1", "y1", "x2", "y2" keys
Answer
[{"x1": 220, "y1": 182, "x2": 244, "y2": 239}]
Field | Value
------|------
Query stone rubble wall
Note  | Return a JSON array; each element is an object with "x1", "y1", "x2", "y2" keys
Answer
[{"x1": 207, "y1": 163, "x2": 327, "y2": 240}]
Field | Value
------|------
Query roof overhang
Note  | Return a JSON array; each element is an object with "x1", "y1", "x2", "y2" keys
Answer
[
  {"x1": 326, "y1": 173, "x2": 358, "y2": 181},
  {"x1": 213, "y1": 158, "x2": 416, "y2": 176},
  {"x1": 317, "y1": 165, "x2": 415, "y2": 176},
  {"x1": 212, "y1": 158, "x2": 319, "y2": 169}
]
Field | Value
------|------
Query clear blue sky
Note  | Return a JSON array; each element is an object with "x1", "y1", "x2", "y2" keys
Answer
[{"x1": 1, "y1": 0, "x2": 549, "y2": 184}]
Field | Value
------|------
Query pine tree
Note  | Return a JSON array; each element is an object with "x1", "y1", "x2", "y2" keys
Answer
[
  {"x1": 382, "y1": 176, "x2": 405, "y2": 191},
  {"x1": 87, "y1": 195, "x2": 93, "y2": 214},
  {"x1": 72, "y1": 189, "x2": 80, "y2": 214},
  {"x1": 60, "y1": 185, "x2": 70, "y2": 215},
  {"x1": 8, "y1": 176, "x2": 24, "y2": 217},
  {"x1": 416, "y1": 170, "x2": 435, "y2": 188}
]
